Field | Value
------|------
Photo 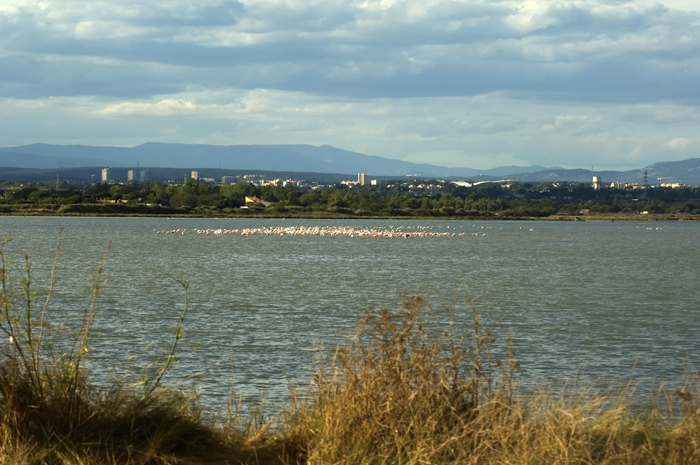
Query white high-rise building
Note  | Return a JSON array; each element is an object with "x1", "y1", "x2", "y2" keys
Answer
[
  {"x1": 101, "y1": 168, "x2": 110, "y2": 183},
  {"x1": 358, "y1": 173, "x2": 369, "y2": 186}
]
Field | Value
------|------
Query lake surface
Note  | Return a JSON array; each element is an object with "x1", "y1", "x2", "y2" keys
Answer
[{"x1": 1, "y1": 216, "x2": 698, "y2": 408}]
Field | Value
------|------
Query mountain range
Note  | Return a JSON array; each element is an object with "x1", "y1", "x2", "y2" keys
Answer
[{"x1": 1, "y1": 142, "x2": 699, "y2": 185}]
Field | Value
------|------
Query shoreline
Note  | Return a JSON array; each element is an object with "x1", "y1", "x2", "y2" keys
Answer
[{"x1": 1, "y1": 205, "x2": 698, "y2": 222}]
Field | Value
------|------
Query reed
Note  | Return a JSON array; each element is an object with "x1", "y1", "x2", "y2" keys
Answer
[{"x1": 0, "y1": 237, "x2": 698, "y2": 464}]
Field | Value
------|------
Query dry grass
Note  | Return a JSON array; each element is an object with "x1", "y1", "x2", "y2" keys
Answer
[
  {"x1": 0, "y1": 233, "x2": 271, "y2": 464},
  {"x1": 280, "y1": 291, "x2": 700, "y2": 465},
  {"x1": 282, "y1": 291, "x2": 517, "y2": 464},
  {"x1": 0, "y1": 235, "x2": 698, "y2": 464}
]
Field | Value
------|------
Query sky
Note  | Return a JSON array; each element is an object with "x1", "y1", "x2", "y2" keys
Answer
[{"x1": 1, "y1": 0, "x2": 699, "y2": 170}]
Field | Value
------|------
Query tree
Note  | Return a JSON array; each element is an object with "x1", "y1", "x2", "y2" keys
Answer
[
  {"x1": 220, "y1": 181, "x2": 257, "y2": 201},
  {"x1": 27, "y1": 189, "x2": 52, "y2": 204},
  {"x1": 110, "y1": 185, "x2": 130, "y2": 200}
]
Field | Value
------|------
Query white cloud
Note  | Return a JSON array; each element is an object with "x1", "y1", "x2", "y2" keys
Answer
[
  {"x1": 542, "y1": 115, "x2": 589, "y2": 132},
  {"x1": 660, "y1": 0, "x2": 700, "y2": 12},
  {"x1": 667, "y1": 138, "x2": 690, "y2": 149},
  {"x1": 94, "y1": 99, "x2": 200, "y2": 116}
]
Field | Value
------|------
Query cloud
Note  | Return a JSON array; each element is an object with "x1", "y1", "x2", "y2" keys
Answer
[
  {"x1": 542, "y1": 115, "x2": 589, "y2": 132},
  {"x1": 3, "y1": 0, "x2": 698, "y2": 101},
  {"x1": 667, "y1": 138, "x2": 690, "y2": 149},
  {"x1": 1, "y1": 0, "x2": 699, "y2": 170},
  {"x1": 4, "y1": 88, "x2": 696, "y2": 170},
  {"x1": 94, "y1": 99, "x2": 200, "y2": 116}
]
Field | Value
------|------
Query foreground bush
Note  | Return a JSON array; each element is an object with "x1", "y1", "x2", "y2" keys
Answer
[{"x1": 1, "y1": 236, "x2": 698, "y2": 464}]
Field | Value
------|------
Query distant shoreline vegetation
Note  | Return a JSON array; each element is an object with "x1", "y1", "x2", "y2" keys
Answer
[{"x1": 1, "y1": 179, "x2": 699, "y2": 220}]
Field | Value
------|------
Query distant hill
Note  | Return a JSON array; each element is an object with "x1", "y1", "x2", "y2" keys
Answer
[
  {"x1": 0, "y1": 143, "x2": 547, "y2": 178},
  {"x1": 506, "y1": 158, "x2": 700, "y2": 185},
  {"x1": 0, "y1": 148, "x2": 114, "y2": 169},
  {"x1": 0, "y1": 142, "x2": 698, "y2": 185}
]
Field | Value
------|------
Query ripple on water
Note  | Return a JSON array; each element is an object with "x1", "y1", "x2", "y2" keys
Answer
[{"x1": 0, "y1": 217, "x2": 698, "y2": 406}]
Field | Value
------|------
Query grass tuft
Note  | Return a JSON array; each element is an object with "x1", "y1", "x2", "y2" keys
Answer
[{"x1": 282, "y1": 289, "x2": 520, "y2": 464}]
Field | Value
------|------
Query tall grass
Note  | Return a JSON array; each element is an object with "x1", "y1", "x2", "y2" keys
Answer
[
  {"x1": 284, "y1": 291, "x2": 519, "y2": 464},
  {"x1": 282, "y1": 291, "x2": 699, "y2": 465},
  {"x1": 0, "y1": 234, "x2": 262, "y2": 464},
  {"x1": 0, "y1": 236, "x2": 698, "y2": 464}
]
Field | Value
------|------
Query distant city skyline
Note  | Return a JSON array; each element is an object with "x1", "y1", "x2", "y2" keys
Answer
[{"x1": 1, "y1": 0, "x2": 698, "y2": 171}]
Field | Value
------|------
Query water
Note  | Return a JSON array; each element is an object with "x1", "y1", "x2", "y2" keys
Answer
[{"x1": 1, "y1": 216, "x2": 698, "y2": 408}]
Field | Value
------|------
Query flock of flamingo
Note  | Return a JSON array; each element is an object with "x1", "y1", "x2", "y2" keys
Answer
[
  {"x1": 152, "y1": 224, "x2": 663, "y2": 239},
  {"x1": 153, "y1": 225, "x2": 494, "y2": 238}
]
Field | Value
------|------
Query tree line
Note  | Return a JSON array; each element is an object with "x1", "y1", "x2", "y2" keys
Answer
[{"x1": 1, "y1": 179, "x2": 699, "y2": 217}]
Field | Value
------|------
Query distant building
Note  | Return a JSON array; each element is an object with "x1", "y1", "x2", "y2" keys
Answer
[
  {"x1": 358, "y1": 173, "x2": 369, "y2": 186},
  {"x1": 592, "y1": 176, "x2": 602, "y2": 191},
  {"x1": 221, "y1": 176, "x2": 236, "y2": 184},
  {"x1": 127, "y1": 170, "x2": 135, "y2": 182},
  {"x1": 101, "y1": 168, "x2": 110, "y2": 183},
  {"x1": 191, "y1": 171, "x2": 199, "y2": 180},
  {"x1": 139, "y1": 170, "x2": 148, "y2": 182}
]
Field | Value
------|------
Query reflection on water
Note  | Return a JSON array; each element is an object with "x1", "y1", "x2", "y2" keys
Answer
[{"x1": 1, "y1": 216, "x2": 699, "y2": 407}]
